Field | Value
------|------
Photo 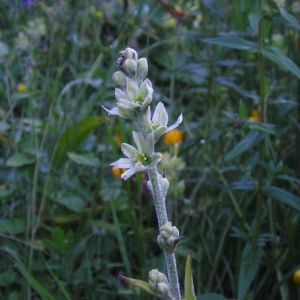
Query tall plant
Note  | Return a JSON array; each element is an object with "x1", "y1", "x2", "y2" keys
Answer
[{"x1": 102, "y1": 47, "x2": 194, "y2": 300}]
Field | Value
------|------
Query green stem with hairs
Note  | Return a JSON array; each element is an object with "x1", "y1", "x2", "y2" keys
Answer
[{"x1": 137, "y1": 111, "x2": 181, "y2": 300}]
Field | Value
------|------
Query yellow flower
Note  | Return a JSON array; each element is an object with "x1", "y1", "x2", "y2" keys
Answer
[
  {"x1": 112, "y1": 167, "x2": 127, "y2": 179},
  {"x1": 17, "y1": 83, "x2": 27, "y2": 93},
  {"x1": 293, "y1": 270, "x2": 300, "y2": 283},
  {"x1": 115, "y1": 132, "x2": 122, "y2": 148},
  {"x1": 249, "y1": 110, "x2": 261, "y2": 122},
  {"x1": 164, "y1": 129, "x2": 183, "y2": 146}
]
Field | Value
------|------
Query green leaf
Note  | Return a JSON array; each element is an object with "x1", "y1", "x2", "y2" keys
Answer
[
  {"x1": 248, "y1": 122, "x2": 275, "y2": 134},
  {"x1": 60, "y1": 78, "x2": 103, "y2": 96},
  {"x1": 67, "y1": 152, "x2": 101, "y2": 167},
  {"x1": 279, "y1": 8, "x2": 300, "y2": 30},
  {"x1": 14, "y1": 261, "x2": 56, "y2": 300},
  {"x1": 0, "y1": 218, "x2": 25, "y2": 234},
  {"x1": 262, "y1": 46, "x2": 300, "y2": 80},
  {"x1": 184, "y1": 252, "x2": 196, "y2": 300},
  {"x1": 197, "y1": 294, "x2": 228, "y2": 300},
  {"x1": 224, "y1": 132, "x2": 266, "y2": 161},
  {"x1": 0, "y1": 121, "x2": 10, "y2": 131},
  {"x1": 238, "y1": 243, "x2": 262, "y2": 300},
  {"x1": 263, "y1": 186, "x2": 300, "y2": 211},
  {"x1": 0, "y1": 41, "x2": 9, "y2": 56},
  {"x1": 52, "y1": 195, "x2": 85, "y2": 213},
  {"x1": 6, "y1": 152, "x2": 36, "y2": 167},
  {"x1": 248, "y1": 11, "x2": 262, "y2": 33},
  {"x1": 43, "y1": 227, "x2": 74, "y2": 253},
  {"x1": 202, "y1": 36, "x2": 258, "y2": 52},
  {"x1": 239, "y1": 99, "x2": 247, "y2": 120},
  {"x1": 0, "y1": 184, "x2": 16, "y2": 199},
  {"x1": 52, "y1": 116, "x2": 103, "y2": 169},
  {"x1": 120, "y1": 276, "x2": 172, "y2": 299},
  {"x1": 0, "y1": 270, "x2": 16, "y2": 287}
]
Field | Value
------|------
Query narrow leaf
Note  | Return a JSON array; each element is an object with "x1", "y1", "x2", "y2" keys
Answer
[
  {"x1": 6, "y1": 152, "x2": 36, "y2": 167},
  {"x1": 263, "y1": 186, "x2": 300, "y2": 211},
  {"x1": 52, "y1": 116, "x2": 103, "y2": 169},
  {"x1": 0, "y1": 218, "x2": 25, "y2": 234},
  {"x1": 184, "y1": 252, "x2": 196, "y2": 300},
  {"x1": 52, "y1": 196, "x2": 85, "y2": 213},
  {"x1": 120, "y1": 276, "x2": 172, "y2": 299},
  {"x1": 67, "y1": 152, "x2": 101, "y2": 167},
  {"x1": 224, "y1": 132, "x2": 266, "y2": 161},
  {"x1": 248, "y1": 122, "x2": 275, "y2": 134},
  {"x1": 202, "y1": 36, "x2": 258, "y2": 52},
  {"x1": 279, "y1": 8, "x2": 300, "y2": 30},
  {"x1": 248, "y1": 11, "x2": 262, "y2": 33},
  {"x1": 238, "y1": 243, "x2": 262, "y2": 300},
  {"x1": 239, "y1": 99, "x2": 247, "y2": 120},
  {"x1": 262, "y1": 46, "x2": 300, "y2": 80},
  {"x1": 14, "y1": 261, "x2": 56, "y2": 300}
]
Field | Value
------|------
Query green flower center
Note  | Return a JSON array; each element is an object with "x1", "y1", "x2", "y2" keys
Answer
[
  {"x1": 152, "y1": 121, "x2": 162, "y2": 130},
  {"x1": 134, "y1": 94, "x2": 145, "y2": 104},
  {"x1": 133, "y1": 152, "x2": 151, "y2": 165}
]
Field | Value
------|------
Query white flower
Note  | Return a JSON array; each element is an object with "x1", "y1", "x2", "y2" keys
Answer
[
  {"x1": 111, "y1": 131, "x2": 162, "y2": 180},
  {"x1": 146, "y1": 102, "x2": 183, "y2": 142},
  {"x1": 102, "y1": 77, "x2": 153, "y2": 120}
]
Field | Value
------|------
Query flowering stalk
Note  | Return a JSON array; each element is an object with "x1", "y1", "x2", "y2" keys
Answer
[{"x1": 103, "y1": 47, "x2": 183, "y2": 299}]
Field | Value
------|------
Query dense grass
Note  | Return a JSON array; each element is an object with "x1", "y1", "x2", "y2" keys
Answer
[{"x1": 1, "y1": 0, "x2": 300, "y2": 299}]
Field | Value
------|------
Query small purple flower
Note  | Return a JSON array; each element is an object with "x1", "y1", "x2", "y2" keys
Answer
[{"x1": 21, "y1": 0, "x2": 35, "y2": 8}]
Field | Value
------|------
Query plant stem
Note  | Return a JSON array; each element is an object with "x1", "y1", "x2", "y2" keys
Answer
[
  {"x1": 256, "y1": 10, "x2": 266, "y2": 240},
  {"x1": 148, "y1": 168, "x2": 181, "y2": 300}
]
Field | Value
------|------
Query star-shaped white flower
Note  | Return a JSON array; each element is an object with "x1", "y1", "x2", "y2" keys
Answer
[
  {"x1": 102, "y1": 77, "x2": 153, "y2": 120},
  {"x1": 146, "y1": 102, "x2": 183, "y2": 142},
  {"x1": 111, "y1": 131, "x2": 162, "y2": 180}
]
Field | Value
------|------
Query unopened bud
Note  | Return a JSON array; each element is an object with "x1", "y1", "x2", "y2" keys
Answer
[
  {"x1": 124, "y1": 47, "x2": 138, "y2": 61},
  {"x1": 136, "y1": 58, "x2": 148, "y2": 80},
  {"x1": 157, "y1": 222, "x2": 184, "y2": 254},
  {"x1": 161, "y1": 177, "x2": 169, "y2": 198},
  {"x1": 113, "y1": 71, "x2": 127, "y2": 88},
  {"x1": 148, "y1": 269, "x2": 169, "y2": 293},
  {"x1": 157, "y1": 282, "x2": 170, "y2": 296},
  {"x1": 122, "y1": 58, "x2": 137, "y2": 78}
]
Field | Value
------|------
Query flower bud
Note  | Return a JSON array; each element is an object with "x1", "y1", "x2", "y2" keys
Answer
[
  {"x1": 161, "y1": 177, "x2": 169, "y2": 198},
  {"x1": 116, "y1": 57, "x2": 125, "y2": 70},
  {"x1": 118, "y1": 50, "x2": 125, "y2": 58},
  {"x1": 157, "y1": 222, "x2": 184, "y2": 254},
  {"x1": 148, "y1": 269, "x2": 170, "y2": 295},
  {"x1": 157, "y1": 282, "x2": 170, "y2": 296},
  {"x1": 124, "y1": 47, "x2": 138, "y2": 61},
  {"x1": 112, "y1": 71, "x2": 127, "y2": 88},
  {"x1": 136, "y1": 58, "x2": 148, "y2": 80},
  {"x1": 122, "y1": 58, "x2": 137, "y2": 78}
]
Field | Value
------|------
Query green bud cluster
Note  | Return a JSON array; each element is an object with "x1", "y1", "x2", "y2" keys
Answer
[
  {"x1": 148, "y1": 269, "x2": 170, "y2": 296},
  {"x1": 157, "y1": 221, "x2": 183, "y2": 254}
]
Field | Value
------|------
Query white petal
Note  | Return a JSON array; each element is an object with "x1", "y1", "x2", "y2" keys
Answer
[
  {"x1": 144, "y1": 133, "x2": 154, "y2": 156},
  {"x1": 121, "y1": 143, "x2": 138, "y2": 158},
  {"x1": 140, "y1": 94, "x2": 153, "y2": 111},
  {"x1": 134, "y1": 161, "x2": 148, "y2": 172},
  {"x1": 126, "y1": 77, "x2": 139, "y2": 101},
  {"x1": 115, "y1": 88, "x2": 128, "y2": 101},
  {"x1": 111, "y1": 158, "x2": 134, "y2": 168},
  {"x1": 153, "y1": 126, "x2": 168, "y2": 142},
  {"x1": 102, "y1": 106, "x2": 119, "y2": 116},
  {"x1": 121, "y1": 167, "x2": 137, "y2": 180},
  {"x1": 149, "y1": 152, "x2": 162, "y2": 167},
  {"x1": 132, "y1": 131, "x2": 146, "y2": 152},
  {"x1": 165, "y1": 114, "x2": 183, "y2": 132},
  {"x1": 152, "y1": 102, "x2": 168, "y2": 126}
]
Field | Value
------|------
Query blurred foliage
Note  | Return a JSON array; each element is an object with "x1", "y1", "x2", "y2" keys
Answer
[{"x1": 0, "y1": 0, "x2": 300, "y2": 299}]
